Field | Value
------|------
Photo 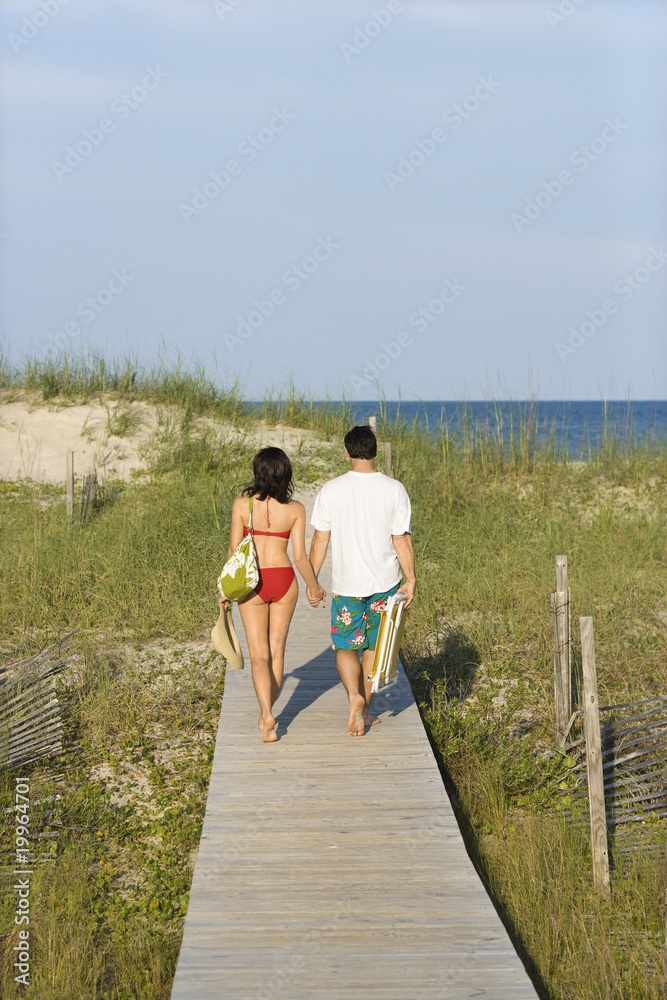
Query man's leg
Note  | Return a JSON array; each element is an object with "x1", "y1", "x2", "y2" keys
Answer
[
  {"x1": 361, "y1": 647, "x2": 381, "y2": 725},
  {"x1": 335, "y1": 648, "x2": 366, "y2": 737}
]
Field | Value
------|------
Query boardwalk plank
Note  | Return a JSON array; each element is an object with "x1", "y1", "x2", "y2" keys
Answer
[{"x1": 171, "y1": 495, "x2": 538, "y2": 999}]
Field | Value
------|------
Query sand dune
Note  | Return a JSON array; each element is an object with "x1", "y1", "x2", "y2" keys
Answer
[{"x1": 0, "y1": 397, "x2": 325, "y2": 484}]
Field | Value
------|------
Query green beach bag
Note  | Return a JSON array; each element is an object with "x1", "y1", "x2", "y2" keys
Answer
[{"x1": 216, "y1": 498, "x2": 259, "y2": 602}]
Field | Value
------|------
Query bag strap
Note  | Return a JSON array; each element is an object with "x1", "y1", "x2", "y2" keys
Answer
[{"x1": 248, "y1": 496, "x2": 254, "y2": 534}]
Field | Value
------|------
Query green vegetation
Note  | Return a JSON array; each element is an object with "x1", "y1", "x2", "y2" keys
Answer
[
  {"x1": 392, "y1": 414, "x2": 667, "y2": 999},
  {"x1": 1, "y1": 356, "x2": 666, "y2": 998},
  {"x1": 0, "y1": 350, "x2": 245, "y2": 421},
  {"x1": 1, "y1": 642, "x2": 223, "y2": 999}
]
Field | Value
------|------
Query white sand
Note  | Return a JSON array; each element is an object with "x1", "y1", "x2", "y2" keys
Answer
[
  {"x1": 0, "y1": 396, "x2": 329, "y2": 484},
  {"x1": 0, "y1": 400, "x2": 153, "y2": 482}
]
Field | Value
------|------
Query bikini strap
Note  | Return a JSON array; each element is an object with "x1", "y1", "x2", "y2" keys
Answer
[{"x1": 248, "y1": 496, "x2": 254, "y2": 535}]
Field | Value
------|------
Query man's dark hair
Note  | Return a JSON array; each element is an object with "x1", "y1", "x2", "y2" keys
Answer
[
  {"x1": 241, "y1": 447, "x2": 294, "y2": 503},
  {"x1": 344, "y1": 425, "x2": 377, "y2": 460}
]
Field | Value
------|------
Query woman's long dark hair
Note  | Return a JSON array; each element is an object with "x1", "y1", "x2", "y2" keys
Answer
[{"x1": 241, "y1": 447, "x2": 294, "y2": 504}]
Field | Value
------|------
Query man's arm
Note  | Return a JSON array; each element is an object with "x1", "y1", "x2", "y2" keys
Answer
[
  {"x1": 306, "y1": 529, "x2": 330, "y2": 607},
  {"x1": 392, "y1": 532, "x2": 416, "y2": 608},
  {"x1": 309, "y1": 529, "x2": 330, "y2": 577}
]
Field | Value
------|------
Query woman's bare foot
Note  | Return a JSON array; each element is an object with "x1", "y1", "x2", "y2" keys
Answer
[
  {"x1": 348, "y1": 693, "x2": 366, "y2": 737},
  {"x1": 363, "y1": 711, "x2": 381, "y2": 726},
  {"x1": 258, "y1": 711, "x2": 264, "y2": 732},
  {"x1": 262, "y1": 713, "x2": 278, "y2": 742}
]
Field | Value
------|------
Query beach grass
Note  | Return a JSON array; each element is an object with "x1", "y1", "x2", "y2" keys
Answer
[
  {"x1": 0, "y1": 640, "x2": 223, "y2": 999},
  {"x1": 1, "y1": 357, "x2": 666, "y2": 998},
  {"x1": 390, "y1": 411, "x2": 667, "y2": 999},
  {"x1": 0, "y1": 349, "x2": 246, "y2": 423}
]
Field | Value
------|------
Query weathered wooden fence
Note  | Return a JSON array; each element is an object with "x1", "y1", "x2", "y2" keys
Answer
[
  {"x1": 551, "y1": 554, "x2": 572, "y2": 745},
  {"x1": 368, "y1": 414, "x2": 393, "y2": 478},
  {"x1": 579, "y1": 616, "x2": 610, "y2": 894},
  {"x1": 550, "y1": 555, "x2": 667, "y2": 895},
  {"x1": 563, "y1": 693, "x2": 667, "y2": 839},
  {"x1": 66, "y1": 453, "x2": 98, "y2": 530},
  {"x1": 0, "y1": 631, "x2": 78, "y2": 772}
]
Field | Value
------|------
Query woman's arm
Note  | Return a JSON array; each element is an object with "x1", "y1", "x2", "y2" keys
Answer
[
  {"x1": 291, "y1": 503, "x2": 326, "y2": 603},
  {"x1": 218, "y1": 497, "x2": 247, "y2": 607},
  {"x1": 227, "y1": 496, "x2": 246, "y2": 558}
]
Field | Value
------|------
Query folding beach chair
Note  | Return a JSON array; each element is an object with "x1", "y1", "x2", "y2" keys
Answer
[{"x1": 368, "y1": 592, "x2": 408, "y2": 694}]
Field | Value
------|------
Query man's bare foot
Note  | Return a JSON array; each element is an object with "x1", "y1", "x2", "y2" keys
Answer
[
  {"x1": 262, "y1": 713, "x2": 278, "y2": 743},
  {"x1": 348, "y1": 693, "x2": 366, "y2": 737},
  {"x1": 363, "y1": 711, "x2": 381, "y2": 726}
]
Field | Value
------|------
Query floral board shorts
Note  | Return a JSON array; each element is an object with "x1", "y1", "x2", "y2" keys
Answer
[{"x1": 330, "y1": 582, "x2": 402, "y2": 652}]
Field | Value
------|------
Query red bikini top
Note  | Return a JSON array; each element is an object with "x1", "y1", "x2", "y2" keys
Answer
[
  {"x1": 244, "y1": 526, "x2": 290, "y2": 539},
  {"x1": 244, "y1": 496, "x2": 290, "y2": 538}
]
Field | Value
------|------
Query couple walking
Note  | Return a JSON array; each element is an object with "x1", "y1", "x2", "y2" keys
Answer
[{"x1": 219, "y1": 425, "x2": 415, "y2": 742}]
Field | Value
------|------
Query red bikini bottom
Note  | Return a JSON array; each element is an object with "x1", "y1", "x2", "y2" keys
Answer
[{"x1": 253, "y1": 567, "x2": 296, "y2": 604}]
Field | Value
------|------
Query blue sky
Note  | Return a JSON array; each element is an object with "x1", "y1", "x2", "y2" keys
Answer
[{"x1": 1, "y1": 0, "x2": 665, "y2": 400}]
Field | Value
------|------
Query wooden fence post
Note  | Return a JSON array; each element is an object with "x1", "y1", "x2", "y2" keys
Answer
[
  {"x1": 80, "y1": 463, "x2": 97, "y2": 527},
  {"x1": 66, "y1": 451, "x2": 74, "y2": 530},
  {"x1": 369, "y1": 415, "x2": 377, "y2": 432},
  {"x1": 556, "y1": 554, "x2": 572, "y2": 697},
  {"x1": 384, "y1": 441, "x2": 393, "y2": 478},
  {"x1": 580, "y1": 616, "x2": 610, "y2": 895},
  {"x1": 551, "y1": 592, "x2": 566, "y2": 743},
  {"x1": 552, "y1": 555, "x2": 571, "y2": 744}
]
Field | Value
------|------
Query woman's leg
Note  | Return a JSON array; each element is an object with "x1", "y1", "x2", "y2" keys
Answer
[
  {"x1": 266, "y1": 576, "x2": 299, "y2": 712},
  {"x1": 237, "y1": 594, "x2": 276, "y2": 740}
]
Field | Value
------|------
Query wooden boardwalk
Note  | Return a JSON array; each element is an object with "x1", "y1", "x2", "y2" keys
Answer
[{"x1": 171, "y1": 497, "x2": 539, "y2": 999}]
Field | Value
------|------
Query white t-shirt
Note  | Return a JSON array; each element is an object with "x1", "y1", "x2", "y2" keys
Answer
[{"x1": 311, "y1": 471, "x2": 412, "y2": 596}]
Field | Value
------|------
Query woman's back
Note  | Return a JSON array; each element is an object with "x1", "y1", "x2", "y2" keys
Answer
[{"x1": 240, "y1": 494, "x2": 302, "y2": 568}]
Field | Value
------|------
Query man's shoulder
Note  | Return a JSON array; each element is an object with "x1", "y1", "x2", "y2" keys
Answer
[
  {"x1": 317, "y1": 472, "x2": 352, "y2": 494},
  {"x1": 316, "y1": 471, "x2": 410, "y2": 503},
  {"x1": 312, "y1": 473, "x2": 349, "y2": 511},
  {"x1": 376, "y1": 473, "x2": 411, "y2": 497}
]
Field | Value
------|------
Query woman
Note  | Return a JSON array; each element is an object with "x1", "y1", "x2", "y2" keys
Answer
[{"x1": 219, "y1": 447, "x2": 326, "y2": 742}]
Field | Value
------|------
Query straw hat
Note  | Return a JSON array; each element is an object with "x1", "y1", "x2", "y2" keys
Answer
[{"x1": 211, "y1": 604, "x2": 244, "y2": 670}]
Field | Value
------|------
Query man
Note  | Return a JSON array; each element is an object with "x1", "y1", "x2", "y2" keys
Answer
[{"x1": 307, "y1": 425, "x2": 416, "y2": 737}]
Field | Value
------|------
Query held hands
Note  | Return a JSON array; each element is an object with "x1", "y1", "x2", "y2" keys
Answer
[{"x1": 306, "y1": 584, "x2": 326, "y2": 608}]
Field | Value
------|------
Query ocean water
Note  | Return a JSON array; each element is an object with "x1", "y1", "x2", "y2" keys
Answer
[{"x1": 322, "y1": 400, "x2": 667, "y2": 455}]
